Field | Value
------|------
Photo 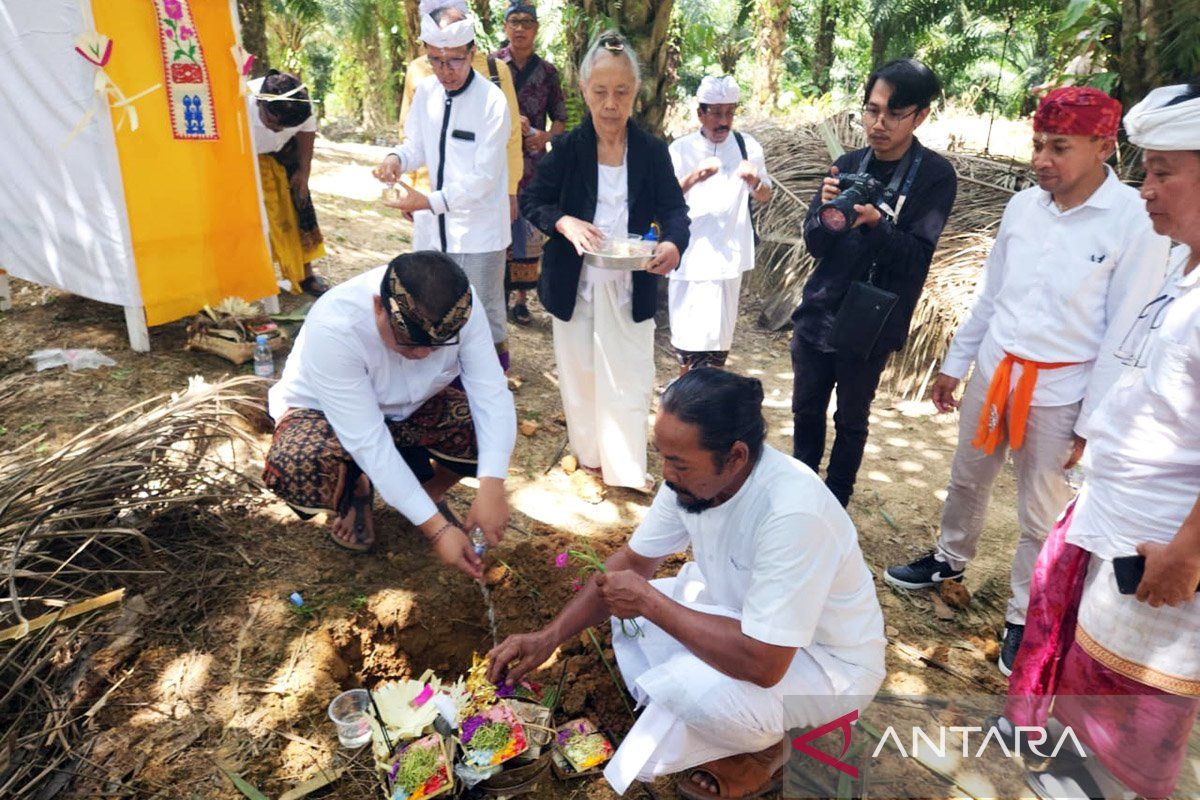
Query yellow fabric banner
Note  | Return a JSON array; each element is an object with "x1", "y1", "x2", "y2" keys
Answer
[{"x1": 92, "y1": 0, "x2": 276, "y2": 326}]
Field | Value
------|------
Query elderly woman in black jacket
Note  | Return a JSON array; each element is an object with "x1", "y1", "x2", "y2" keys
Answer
[{"x1": 521, "y1": 30, "x2": 690, "y2": 491}]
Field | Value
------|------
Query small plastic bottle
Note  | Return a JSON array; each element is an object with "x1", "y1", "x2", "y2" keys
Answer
[
  {"x1": 469, "y1": 526, "x2": 486, "y2": 558},
  {"x1": 253, "y1": 334, "x2": 275, "y2": 379}
]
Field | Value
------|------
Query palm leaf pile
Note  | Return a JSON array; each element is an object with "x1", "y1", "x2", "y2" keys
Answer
[
  {"x1": 746, "y1": 114, "x2": 1035, "y2": 399},
  {"x1": 0, "y1": 376, "x2": 265, "y2": 797}
]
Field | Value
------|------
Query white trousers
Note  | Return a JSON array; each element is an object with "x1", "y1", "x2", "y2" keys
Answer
[
  {"x1": 448, "y1": 250, "x2": 507, "y2": 345},
  {"x1": 935, "y1": 372, "x2": 1078, "y2": 625},
  {"x1": 668, "y1": 275, "x2": 743, "y2": 353},
  {"x1": 552, "y1": 282, "x2": 654, "y2": 488},
  {"x1": 604, "y1": 566, "x2": 871, "y2": 795}
]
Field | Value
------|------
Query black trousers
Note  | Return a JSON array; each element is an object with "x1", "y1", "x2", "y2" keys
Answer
[{"x1": 790, "y1": 331, "x2": 890, "y2": 506}]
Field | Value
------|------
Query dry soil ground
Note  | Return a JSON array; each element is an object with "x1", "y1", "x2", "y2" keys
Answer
[{"x1": 0, "y1": 140, "x2": 1035, "y2": 799}]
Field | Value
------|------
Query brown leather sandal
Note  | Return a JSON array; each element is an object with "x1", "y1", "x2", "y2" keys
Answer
[{"x1": 676, "y1": 740, "x2": 788, "y2": 800}]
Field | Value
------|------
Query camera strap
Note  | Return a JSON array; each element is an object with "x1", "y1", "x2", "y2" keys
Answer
[{"x1": 857, "y1": 141, "x2": 924, "y2": 223}]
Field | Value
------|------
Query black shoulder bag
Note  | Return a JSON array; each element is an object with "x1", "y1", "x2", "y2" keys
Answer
[
  {"x1": 827, "y1": 143, "x2": 924, "y2": 361},
  {"x1": 732, "y1": 130, "x2": 760, "y2": 246}
]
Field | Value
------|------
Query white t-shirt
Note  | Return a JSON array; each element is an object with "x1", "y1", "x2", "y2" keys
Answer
[
  {"x1": 628, "y1": 446, "x2": 885, "y2": 689},
  {"x1": 1069, "y1": 246, "x2": 1200, "y2": 558},
  {"x1": 267, "y1": 266, "x2": 516, "y2": 526},
  {"x1": 247, "y1": 77, "x2": 317, "y2": 155},
  {"x1": 668, "y1": 130, "x2": 770, "y2": 282},
  {"x1": 579, "y1": 157, "x2": 631, "y2": 304}
]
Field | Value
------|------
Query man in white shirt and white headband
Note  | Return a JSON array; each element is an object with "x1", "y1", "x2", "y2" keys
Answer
[
  {"x1": 667, "y1": 76, "x2": 773, "y2": 373},
  {"x1": 374, "y1": 6, "x2": 514, "y2": 370},
  {"x1": 886, "y1": 86, "x2": 1171, "y2": 675},
  {"x1": 1003, "y1": 79, "x2": 1200, "y2": 800}
]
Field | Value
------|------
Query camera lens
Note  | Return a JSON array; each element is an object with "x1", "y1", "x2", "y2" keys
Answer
[{"x1": 819, "y1": 205, "x2": 849, "y2": 232}]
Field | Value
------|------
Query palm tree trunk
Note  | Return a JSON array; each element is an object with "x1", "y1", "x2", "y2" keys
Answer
[
  {"x1": 359, "y1": 20, "x2": 388, "y2": 130},
  {"x1": 236, "y1": 0, "x2": 270, "y2": 76},
  {"x1": 751, "y1": 0, "x2": 790, "y2": 109},
  {"x1": 813, "y1": 0, "x2": 837, "y2": 94},
  {"x1": 573, "y1": 0, "x2": 678, "y2": 136},
  {"x1": 471, "y1": 0, "x2": 493, "y2": 37},
  {"x1": 404, "y1": 0, "x2": 422, "y2": 62}
]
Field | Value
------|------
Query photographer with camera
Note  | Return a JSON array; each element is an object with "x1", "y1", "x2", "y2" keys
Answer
[{"x1": 791, "y1": 59, "x2": 957, "y2": 508}]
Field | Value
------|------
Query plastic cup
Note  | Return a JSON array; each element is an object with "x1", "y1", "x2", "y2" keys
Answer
[{"x1": 327, "y1": 689, "x2": 372, "y2": 748}]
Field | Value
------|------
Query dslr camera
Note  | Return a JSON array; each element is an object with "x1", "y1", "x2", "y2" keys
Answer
[{"x1": 817, "y1": 173, "x2": 885, "y2": 233}]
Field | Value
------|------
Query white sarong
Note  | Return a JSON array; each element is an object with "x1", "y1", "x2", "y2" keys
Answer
[
  {"x1": 604, "y1": 565, "x2": 879, "y2": 794},
  {"x1": 552, "y1": 279, "x2": 654, "y2": 488},
  {"x1": 668, "y1": 275, "x2": 742, "y2": 353}
]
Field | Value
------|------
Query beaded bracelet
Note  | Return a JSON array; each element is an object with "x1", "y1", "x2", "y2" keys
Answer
[{"x1": 427, "y1": 521, "x2": 454, "y2": 545}]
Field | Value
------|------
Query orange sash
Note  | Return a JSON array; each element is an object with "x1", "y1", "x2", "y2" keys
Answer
[{"x1": 972, "y1": 353, "x2": 1080, "y2": 454}]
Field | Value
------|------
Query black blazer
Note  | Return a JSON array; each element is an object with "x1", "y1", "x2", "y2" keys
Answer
[{"x1": 520, "y1": 116, "x2": 691, "y2": 323}]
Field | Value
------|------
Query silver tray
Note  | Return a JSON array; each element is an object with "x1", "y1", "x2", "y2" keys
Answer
[{"x1": 581, "y1": 245, "x2": 655, "y2": 271}]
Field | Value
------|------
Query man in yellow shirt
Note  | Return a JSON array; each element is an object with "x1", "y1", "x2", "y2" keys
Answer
[{"x1": 398, "y1": 0, "x2": 523, "y2": 221}]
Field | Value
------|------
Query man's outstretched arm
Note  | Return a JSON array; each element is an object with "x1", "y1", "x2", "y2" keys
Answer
[{"x1": 486, "y1": 545, "x2": 662, "y2": 685}]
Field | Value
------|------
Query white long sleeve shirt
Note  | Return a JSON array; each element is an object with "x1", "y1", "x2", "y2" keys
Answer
[
  {"x1": 1069, "y1": 247, "x2": 1200, "y2": 557},
  {"x1": 391, "y1": 71, "x2": 511, "y2": 254},
  {"x1": 267, "y1": 266, "x2": 516, "y2": 526},
  {"x1": 940, "y1": 167, "x2": 1170, "y2": 432},
  {"x1": 668, "y1": 130, "x2": 770, "y2": 282}
]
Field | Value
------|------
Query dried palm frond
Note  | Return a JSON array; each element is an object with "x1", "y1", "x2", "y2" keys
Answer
[
  {"x1": 745, "y1": 116, "x2": 1032, "y2": 399},
  {"x1": 0, "y1": 375, "x2": 267, "y2": 798}
]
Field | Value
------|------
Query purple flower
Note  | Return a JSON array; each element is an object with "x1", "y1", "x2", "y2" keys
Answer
[
  {"x1": 554, "y1": 552, "x2": 568, "y2": 569},
  {"x1": 460, "y1": 714, "x2": 485, "y2": 744},
  {"x1": 495, "y1": 683, "x2": 515, "y2": 698},
  {"x1": 164, "y1": 28, "x2": 174, "y2": 38},
  {"x1": 179, "y1": 25, "x2": 195, "y2": 40},
  {"x1": 163, "y1": 0, "x2": 183, "y2": 20}
]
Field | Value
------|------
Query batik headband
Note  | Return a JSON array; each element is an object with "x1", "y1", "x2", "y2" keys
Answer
[
  {"x1": 505, "y1": 2, "x2": 537, "y2": 20},
  {"x1": 1033, "y1": 86, "x2": 1122, "y2": 138},
  {"x1": 382, "y1": 270, "x2": 472, "y2": 346}
]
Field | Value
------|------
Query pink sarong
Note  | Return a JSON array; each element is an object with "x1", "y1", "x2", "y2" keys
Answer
[{"x1": 1004, "y1": 502, "x2": 1199, "y2": 798}]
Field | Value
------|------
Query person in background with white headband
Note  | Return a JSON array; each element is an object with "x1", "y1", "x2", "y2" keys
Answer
[
  {"x1": 667, "y1": 75, "x2": 773, "y2": 374},
  {"x1": 1002, "y1": 78, "x2": 1200, "y2": 800},
  {"x1": 249, "y1": 70, "x2": 330, "y2": 296},
  {"x1": 374, "y1": 6, "x2": 515, "y2": 371}
]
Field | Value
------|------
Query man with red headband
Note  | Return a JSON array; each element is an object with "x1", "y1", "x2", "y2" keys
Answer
[{"x1": 886, "y1": 86, "x2": 1170, "y2": 675}]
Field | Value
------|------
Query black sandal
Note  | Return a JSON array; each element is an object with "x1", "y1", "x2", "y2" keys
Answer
[
  {"x1": 329, "y1": 488, "x2": 374, "y2": 553},
  {"x1": 300, "y1": 274, "x2": 332, "y2": 296},
  {"x1": 509, "y1": 302, "x2": 533, "y2": 326}
]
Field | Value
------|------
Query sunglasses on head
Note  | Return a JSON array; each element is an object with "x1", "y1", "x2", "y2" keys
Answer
[{"x1": 598, "y1": 34, "x2": 625, "y2": 53}]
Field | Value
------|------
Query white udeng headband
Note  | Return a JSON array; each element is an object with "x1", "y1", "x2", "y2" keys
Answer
[
  {"x1": 696, "y1": 75, "x2": 739, "y2": 105},
  {"x1": 1124, "y1": 84, "x2": 1200, "y2": 151},
  {"x1": 420, "y1": 15, "x2": 475, "y2": 48},
  {"x1": 419, "y1": 0, "x2": 468, "y2": 14}
]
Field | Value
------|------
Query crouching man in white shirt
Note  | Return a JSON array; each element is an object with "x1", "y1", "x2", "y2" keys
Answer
[
  {"x1": 264, "y1": 251, "x2": 516, "y2": 580},
  {"x1": 487, "y1": 368, "x2": 885, "y2": 798}
]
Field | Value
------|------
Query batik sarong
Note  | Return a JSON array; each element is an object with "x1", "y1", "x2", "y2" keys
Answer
[{"x1": 263, "y1": 386, "x2": 477, "y2": 521}]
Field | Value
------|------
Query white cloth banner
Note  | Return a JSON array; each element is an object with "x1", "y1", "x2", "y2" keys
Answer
[{"x1": 0, "y1": 1, "x2": 141, "y2": 309}]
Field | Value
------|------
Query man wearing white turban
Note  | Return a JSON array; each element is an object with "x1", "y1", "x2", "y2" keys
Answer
[
  {"x1": 1002, "y1": 80, "x2": 1200, "y2": 800},
  {"x1": 666, "y1": 76, "x2": 773, "y2": 373},
  {"x1": 375, "y1": 7, "x2": 515, "y2": 370}
]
